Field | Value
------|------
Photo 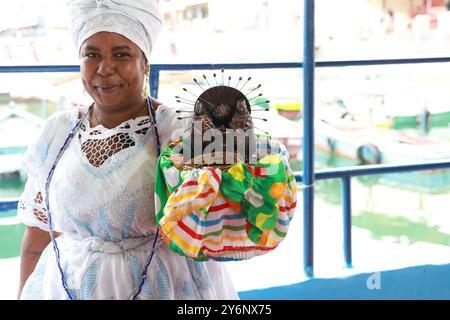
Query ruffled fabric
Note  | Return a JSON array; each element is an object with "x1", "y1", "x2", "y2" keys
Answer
[{"x1": 155, "y1": 137, "x2": 297, "y2": 261}]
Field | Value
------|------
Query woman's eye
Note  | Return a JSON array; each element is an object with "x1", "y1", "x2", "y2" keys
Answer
[{"x1": 115, "y1": 52, "x2": 130, "y2": 58}]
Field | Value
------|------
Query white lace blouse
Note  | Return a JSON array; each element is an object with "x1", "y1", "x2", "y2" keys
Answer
[{"x1": 17, "y1": 104, "x2": 238, "y2": 300}]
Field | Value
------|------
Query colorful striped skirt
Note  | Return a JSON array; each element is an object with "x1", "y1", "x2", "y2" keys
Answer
[{"x1": 154, "y1": 136, "x2": 297, "y2": 261}]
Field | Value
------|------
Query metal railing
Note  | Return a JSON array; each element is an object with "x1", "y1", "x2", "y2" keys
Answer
[{"x1": 2, "y1": 0, "x2": 450, "y2": 277}]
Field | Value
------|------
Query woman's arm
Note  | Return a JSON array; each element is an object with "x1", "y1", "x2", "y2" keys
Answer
[{"x1": 17, "y1": 226, "x2": 51, "y2": 299}]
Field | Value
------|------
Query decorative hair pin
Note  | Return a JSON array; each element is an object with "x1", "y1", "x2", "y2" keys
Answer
[
  {"x1": 175, "y1": 70, "x2": 268, "y2": 129},
  {"x1": 175, "y1": 70, "x2": 272, "y2": 163}
]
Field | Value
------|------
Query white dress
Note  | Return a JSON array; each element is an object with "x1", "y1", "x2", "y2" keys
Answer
[{"x1": 17, "y1": 104, "x2": 238, "y2": 300}]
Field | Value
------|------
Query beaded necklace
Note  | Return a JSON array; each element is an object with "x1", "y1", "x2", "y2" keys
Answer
[{"x1": 44, "y1": 97, "x2": 161, "y2": 300}]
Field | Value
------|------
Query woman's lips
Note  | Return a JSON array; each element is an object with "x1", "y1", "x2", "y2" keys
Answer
[{"x1": 94, "y1": 84, "x2": 122, "y2": 94}]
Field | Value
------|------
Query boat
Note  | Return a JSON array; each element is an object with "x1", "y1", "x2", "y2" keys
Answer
[
  {"x1": 274, "y1": 100, "x2": 302, "y2": 121},
  {"x1": 315, "y1": 111, "x2": 450, "y2": 165},
  {"x1": 381, "y1": 93, "x2": 450, "y2": 130}
]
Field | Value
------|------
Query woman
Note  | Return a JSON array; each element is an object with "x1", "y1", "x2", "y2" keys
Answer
[{"x1": 17, "y1": 0, "x2": 238, "y2": 300}]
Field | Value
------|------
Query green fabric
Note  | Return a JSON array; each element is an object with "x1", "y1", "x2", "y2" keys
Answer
[
  {"x1": 155, "y1": 136, "x2": 293, "y2": 258},
  {"x1": 155, "y1": 142, "x2": 175, "y2": 225},
  {"x1": 154, "y1": 140, "x2": 207, "y2": 260},
  {"x1": 220, "y1": 158, "x2": 287, "y2": 243}
]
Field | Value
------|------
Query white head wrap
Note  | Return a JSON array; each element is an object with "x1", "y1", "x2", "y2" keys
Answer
[{"x1": 68, "y1": 0, "x2": 163, "y2": 61}]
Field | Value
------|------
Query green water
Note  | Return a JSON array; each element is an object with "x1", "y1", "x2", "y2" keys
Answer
[
  {"x1": 353, "y1": 211, "x2": 450, "y2": 246},
  {"x1": 313, "y1": 150, "x2": 450, "y2": 252},
  {"x1": 0, "y1": 175, "x2": 25, "y2": 198},
  {"x1": 0, "y1": 223, "x2": 25, "y2": 259},
  {"x1": 0, "y1": 174, "x2": 26, "y2": 259}
]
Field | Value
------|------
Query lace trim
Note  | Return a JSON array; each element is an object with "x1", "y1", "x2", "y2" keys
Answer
[
  {"x1": 32, "y1": 191, "x2": 48, "y2": 224},
  {"x1": 78, "y1": 114, "x2": 151, "y2": 168},
  {"x1": 82, "y1": 114, "x2": 150, "y2": 132},
  {"x1": 81, "y1": 133, "x2": 136, "y2": 167}
]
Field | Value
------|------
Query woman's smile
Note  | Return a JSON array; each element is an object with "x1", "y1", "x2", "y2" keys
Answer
[{"x1": 94, "y1": 84, "x2": 123, "y2": 94}]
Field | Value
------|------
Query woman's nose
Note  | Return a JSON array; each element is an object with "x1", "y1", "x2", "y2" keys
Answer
[{"x1": 96, "y1": 57, "x2": 116, "y2": 76}]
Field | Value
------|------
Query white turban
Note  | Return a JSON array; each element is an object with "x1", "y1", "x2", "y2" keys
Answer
[{"x1": 68, "y1": 0, "x2": 163, "y2": 61}]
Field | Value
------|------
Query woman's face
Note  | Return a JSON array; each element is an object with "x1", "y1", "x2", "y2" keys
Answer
[{"x1": 80, "y1": 32, "x2": 148, "y2": 109}]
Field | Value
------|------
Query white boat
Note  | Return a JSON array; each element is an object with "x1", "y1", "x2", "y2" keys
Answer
[{"x1": 315, "y1": 112, "x2": 450, "y2": 165}]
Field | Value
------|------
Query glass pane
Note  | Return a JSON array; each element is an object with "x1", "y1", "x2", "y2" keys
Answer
[
  {"x1": 0, "y1": 0, "x2": 304, "y2": 65},
  {"x1": 315, "y1": 63, "x2": 450, "y2": 168},
  {"x1": 316, "y1": 0, "x2": 450, "y2": 60}
]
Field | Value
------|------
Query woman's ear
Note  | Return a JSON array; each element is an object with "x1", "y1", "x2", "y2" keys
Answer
[
  {"x1": 142, "y1": 58, "x2": 150, "y2": 98},
  {"x1": 143, "y1": 55, "x2": 150, "y2": 72}
]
